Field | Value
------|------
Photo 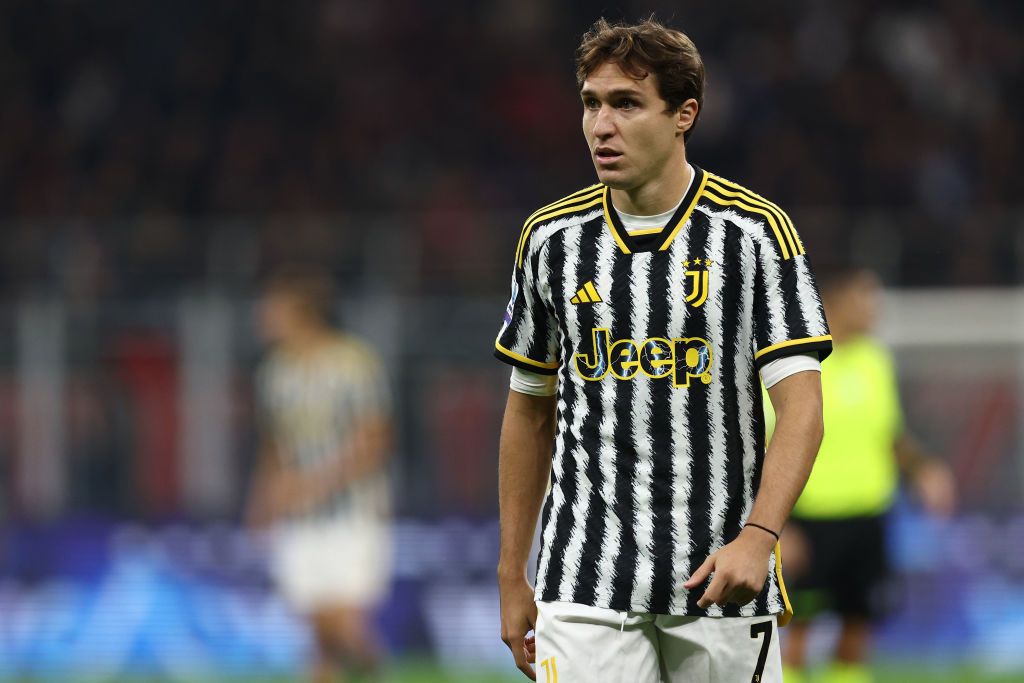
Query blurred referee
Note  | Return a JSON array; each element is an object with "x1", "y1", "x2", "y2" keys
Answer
[
  {"x1": 767, "y1": 268, "x2": 956, "y2": 683},
  {"x1": 247, "y1": 266, "x2": 393, "y2": 683}
]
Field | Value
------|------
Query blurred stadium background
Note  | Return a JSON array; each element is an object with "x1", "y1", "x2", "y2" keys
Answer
[{"x1": 1, "y1": 1, "x2": 1023, "y2": 681}]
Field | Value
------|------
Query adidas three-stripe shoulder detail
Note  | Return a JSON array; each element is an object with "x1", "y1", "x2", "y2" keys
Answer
[
  {"x1": 703, "y1": 174, "x2": 804, "y2": 259},
  {"x1": 515, "y1": 185, "x2": 604, "y2": 267}
]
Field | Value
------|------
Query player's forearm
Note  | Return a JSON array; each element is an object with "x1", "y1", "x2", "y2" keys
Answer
[
  {"x1": 249, "y1": 443, "x2": 279, "y2": 495},
  {"x1": 748, "y1": 373, "x2": 824, "y2": 535},
  {"x1": 497, "y1": 390, "x2": 556, "y2": 581},
  {"x1": 346, "y1": 418, "x2": 393, "y2": 479},
  {"x1": 245, "y1": 443, "x2": 280, "y2": 522},
  {"x1": 321, "y1": 417, "x2": 392, "y2": 493}
]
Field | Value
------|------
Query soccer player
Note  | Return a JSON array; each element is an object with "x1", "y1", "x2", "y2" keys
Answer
[
  {"x1": 247, "y1": 266, "x2": 393, "y2": 683},
  {"x1": 770, "y1": 268, "x2": 955, "y2": 683},
  {"x1": 494, "y1": 18, "x2": 832, "y2": 682}
]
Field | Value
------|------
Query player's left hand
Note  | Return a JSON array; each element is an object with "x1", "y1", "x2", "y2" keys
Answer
[
  {"x1": 912, "y1": 459, "x2": 956, "y2": 518},
  {"x1": 683, "y1": 526, "x2": 776, "y2": 609}
]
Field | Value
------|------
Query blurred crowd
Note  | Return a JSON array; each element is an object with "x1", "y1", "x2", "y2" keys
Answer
[{"x1": 1, "y1": 0, "x2": 1022, "y2": 298}]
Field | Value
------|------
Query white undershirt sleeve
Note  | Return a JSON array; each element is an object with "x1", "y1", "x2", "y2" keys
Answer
[
  {"x1": 510, "y1": 366, "x2": 558, "y2": 396},
  {"x1": 759, "y1": 353, "x2": 821, "y2": 389}
]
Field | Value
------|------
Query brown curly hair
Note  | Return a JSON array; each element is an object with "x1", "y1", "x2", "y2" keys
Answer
[{"x1": 576, "y1": 18, "x2": 706, "y2": 140}]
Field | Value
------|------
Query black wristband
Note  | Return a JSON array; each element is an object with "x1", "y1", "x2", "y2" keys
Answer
[{"x1": 744, "y1": 522, "x2": 780, "y2": 542}]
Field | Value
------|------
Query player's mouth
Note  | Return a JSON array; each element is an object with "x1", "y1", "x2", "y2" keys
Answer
[{"x1": 594, "y1": 147, "x2": 623, "y2": 166}]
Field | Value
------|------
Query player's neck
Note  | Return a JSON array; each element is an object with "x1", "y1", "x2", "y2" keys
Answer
[{"x1": 610, "y1": 155, "x2": 691, "y2": 216}]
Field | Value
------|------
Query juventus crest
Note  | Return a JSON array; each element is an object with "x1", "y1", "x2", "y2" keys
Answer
[{"x1": 683, "y1": 258, "x2": 711, "y2": 308}]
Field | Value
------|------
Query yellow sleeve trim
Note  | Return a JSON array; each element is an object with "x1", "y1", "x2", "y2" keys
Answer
[
  {"x1": 775, "y1": 541, "x2": 794, "y2": 627},
  {"x1": 495, "y1": 340, "x2": 560, "y2": 370},
  {"x1": 754, "y1": 335, "x2": 833, "y2": 361}
]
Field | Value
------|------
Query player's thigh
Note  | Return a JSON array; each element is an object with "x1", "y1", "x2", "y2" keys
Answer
[
  {"x1": 789, "y1": 518, "x2": 843, "y2": 591},
  {"x1": 788, "y1": 518, "x2": 843, "y2": 617},
  {"x1": 657, "y1": 615, "x2": 781, "y2": 683},
  {"x1": 316, "y1": 604, "x2": 370, "y2": 643},
  {"x1": 535, "y1": 601, "x2": 660, "y2": 683},
  {"x1": 836, "y1": 515, "x2": 888, "y2": 618}
]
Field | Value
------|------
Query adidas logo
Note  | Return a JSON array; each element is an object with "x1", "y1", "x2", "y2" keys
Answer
[{"x1": 570, "y1": 281, "x2": 603, "y2": 305}]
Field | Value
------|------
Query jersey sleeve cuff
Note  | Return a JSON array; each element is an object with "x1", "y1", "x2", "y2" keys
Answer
[
  {"x1": 754, "y1": 335, "x2": 833, "y2": 369},
  {"x1": 494, "y1": 342, "x2": 559, "y2": 375}
]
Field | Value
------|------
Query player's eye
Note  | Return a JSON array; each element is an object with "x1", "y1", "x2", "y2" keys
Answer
[
  {"x1": 619, "y1": 98, "x2": 636, "y2": 110},
  {"x1": 583, "y1": 98, "x2": 600, "y2": 110}
]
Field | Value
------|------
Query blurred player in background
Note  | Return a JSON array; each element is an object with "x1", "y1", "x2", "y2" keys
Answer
[
  {"x1": 247, "y1": 266, "x2": 393, "y2": 683},
  {"x1": 496, "y1": 18, "x2": 831, "y2": 682},
  {"x1": 766, "y1": 267, "x2": 956, "y2": 683}
]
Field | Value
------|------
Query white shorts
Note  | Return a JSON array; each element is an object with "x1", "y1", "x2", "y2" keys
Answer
[
  {"x1": 535, "y1": 601, "x2": 782, "y2": 683},
  {"x1": 270, "y1": 517, "x2": 391, "y2": 613}
]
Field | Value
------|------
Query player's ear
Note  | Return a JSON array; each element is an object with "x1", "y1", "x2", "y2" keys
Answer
[{"x1": 676, "y1": 98, "x2": 699, "y2": 137}]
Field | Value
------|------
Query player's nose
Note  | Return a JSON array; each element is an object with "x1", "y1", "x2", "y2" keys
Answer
[{"x1": 592, "y1": 105, "x2": 616, "y2": 138}]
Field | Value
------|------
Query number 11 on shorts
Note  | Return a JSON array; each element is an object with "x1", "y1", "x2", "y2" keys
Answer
[{"x1": 540, "y1": 656, "x2": 558, "y2": 682}]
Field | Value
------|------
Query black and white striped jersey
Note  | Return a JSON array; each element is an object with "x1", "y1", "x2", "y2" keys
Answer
[
  {"x1": 494, "y1": 165, "x2": 832, "y2": 618},
  {"x1": 257, "y1": 333, "x2": 392, "y2": 524}
]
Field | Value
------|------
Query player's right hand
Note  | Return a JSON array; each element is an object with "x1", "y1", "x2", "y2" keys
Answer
[{"x1": 498, "y1": 575, "x2": 538, "y2": 680}]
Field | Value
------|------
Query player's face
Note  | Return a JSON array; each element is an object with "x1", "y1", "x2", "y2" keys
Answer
[
  {"x1": 848, "y1": 273, "x2": 882, "y2": 334},
  {"x1": 829, "y1": 273, "x2": 881, "y2": 336},
  {"x1": 581, "y1": 62, "x2": 694, "y2": 190},
  {"x1": 259, "y1": 292, "x2": 301, "y2": 344}
]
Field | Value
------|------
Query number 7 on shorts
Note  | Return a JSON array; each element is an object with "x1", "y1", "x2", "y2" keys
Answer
[{"x1": 750, "y1": 621, "x2": 772, "y2": 683}]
